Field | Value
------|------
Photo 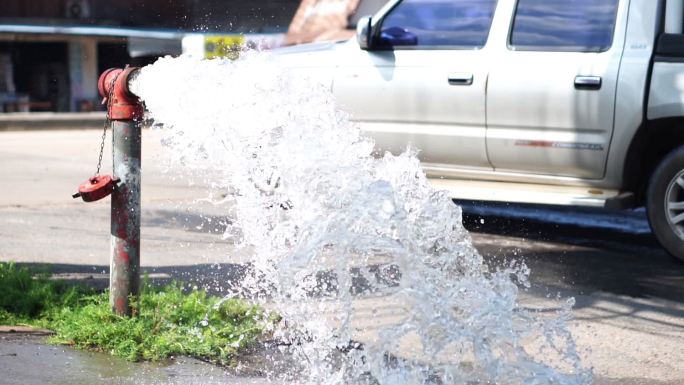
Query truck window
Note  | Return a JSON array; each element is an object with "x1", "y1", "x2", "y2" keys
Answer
[
  {"x1": 509, "y1": 0, "x2": 619, "y2": 52},
  {"x1": 378, "y1": 0, "x2": 497, "y2": 49}
]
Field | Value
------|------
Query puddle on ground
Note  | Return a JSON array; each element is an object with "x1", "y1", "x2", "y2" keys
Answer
[{"x1": 0, "y1": 335, "x2": 267, "y2": 385}]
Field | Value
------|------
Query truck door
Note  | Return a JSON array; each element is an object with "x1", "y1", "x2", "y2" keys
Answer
[
  {"x1": 486, "y1": 0, "x2": 625, "y2": 179},
  {"x1": 334, "y1": 0, "x2": 497, "y2": 171}
]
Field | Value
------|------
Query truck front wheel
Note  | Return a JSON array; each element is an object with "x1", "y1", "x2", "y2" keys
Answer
[{"x1": 647, "y1": 145, "x2": 684, "y2": 263}]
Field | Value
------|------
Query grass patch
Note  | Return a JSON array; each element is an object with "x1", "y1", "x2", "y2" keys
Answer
[
  {"x1": 0, "y1": 262, "x2": 84, "y2": 326},
  {"x1": 0, "y1": 262, "x2": 273, "y2": 365}
]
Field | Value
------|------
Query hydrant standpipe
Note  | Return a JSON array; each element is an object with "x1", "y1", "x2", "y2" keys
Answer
[{"x1": 98, "y1": 67, "x2": 143, "y2": 317}]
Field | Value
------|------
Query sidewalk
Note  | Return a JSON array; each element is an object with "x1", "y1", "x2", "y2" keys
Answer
[{"x1": 0, "y1": 112, "x2": 105, "y2": 131}]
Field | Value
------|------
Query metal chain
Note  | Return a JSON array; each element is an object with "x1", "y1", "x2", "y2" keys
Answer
[{"x1": 94, "y1": 73, "x2": 120, "y2": 176}]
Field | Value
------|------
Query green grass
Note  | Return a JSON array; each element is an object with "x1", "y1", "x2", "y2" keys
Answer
[
  {"x1": 0, "y1": 262, "x2": 273, "y2": 365},
  {"x1": 0, "y1": 262, "x2": 84, "y2": 325}
]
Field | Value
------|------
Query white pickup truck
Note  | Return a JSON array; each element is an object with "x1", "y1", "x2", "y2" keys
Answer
[{"x1": 276, "y1": 0, "x2": 684, "y2": 262}]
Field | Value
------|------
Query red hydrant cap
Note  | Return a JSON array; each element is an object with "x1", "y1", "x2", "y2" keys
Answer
[{"x1": 73, "y1": 175, "x2": 120, "y2": 202}]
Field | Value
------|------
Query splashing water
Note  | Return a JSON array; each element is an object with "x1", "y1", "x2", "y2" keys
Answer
[{"x1": 132, "y1": 54, "x2": 591, "y2": 385}]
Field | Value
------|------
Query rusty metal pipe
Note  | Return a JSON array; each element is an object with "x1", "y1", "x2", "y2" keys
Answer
[{"x1": 98, "y1": 67, "x2": 143, "y2": 316}]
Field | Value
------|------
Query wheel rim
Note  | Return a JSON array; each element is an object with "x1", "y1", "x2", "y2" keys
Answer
[{"x1": 664, "y1": 169, "x2": 684, "y2": 241}]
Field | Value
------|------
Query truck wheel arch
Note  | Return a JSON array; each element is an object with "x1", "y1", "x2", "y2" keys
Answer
[{"x1": 623, "y1": 117, "x2": 684, "y2": 206}]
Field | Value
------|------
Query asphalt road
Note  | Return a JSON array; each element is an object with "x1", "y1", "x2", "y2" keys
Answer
[{"x1": 1, "y1": 129, "x2": 683, "y2": 384}]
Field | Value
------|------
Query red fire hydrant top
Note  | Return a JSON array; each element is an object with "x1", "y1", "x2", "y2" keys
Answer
[{"x1": 98, "y1": 67, "x2": 143, "y2": 121}]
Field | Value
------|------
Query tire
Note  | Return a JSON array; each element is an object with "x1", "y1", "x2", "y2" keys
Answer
[{"x1": 647, "y1": 145, "x2": 684, "y2": 263}]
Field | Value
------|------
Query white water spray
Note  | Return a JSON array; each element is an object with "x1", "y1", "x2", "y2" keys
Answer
[{"x1": 133, "y1": 54, "x2": 591, "y2": 385}]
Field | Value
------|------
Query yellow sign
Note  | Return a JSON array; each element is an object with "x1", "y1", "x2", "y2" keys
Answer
[{"x1": 204, "y1": 35, "x2": 245, "y2": 60}]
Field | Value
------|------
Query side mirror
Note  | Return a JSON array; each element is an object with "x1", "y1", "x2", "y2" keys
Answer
[{"x1": 356, "y1": 15, "x2": 373, "y2": 50}]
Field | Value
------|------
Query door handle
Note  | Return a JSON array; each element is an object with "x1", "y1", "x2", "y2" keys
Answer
[
  {"x1": 448, "y1": 73, "x2": 473, "y2": 86},
  {"x1": 574, "y1": 76, "x2": 602, "y2": 90}
]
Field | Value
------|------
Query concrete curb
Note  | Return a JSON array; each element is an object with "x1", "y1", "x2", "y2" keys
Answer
[
  {"x1": 0, "y1": 112, "x2": 105, "y2": 131},
  {"x1": 0, "y1": 325, "x2": 54, "y2": 335}
]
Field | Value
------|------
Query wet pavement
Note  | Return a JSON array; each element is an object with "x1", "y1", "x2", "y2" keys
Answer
[
  {"x1": 1, "y1": 130, "x2": 683, "y2": 384},
  {"x1": 0, "y1": 333, "x2": 267, "y2": 385}
]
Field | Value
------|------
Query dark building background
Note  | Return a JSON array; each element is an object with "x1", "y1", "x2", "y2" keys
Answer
[
  {"x1": 0, "y1": 0, "x2": 300, "y2": 33},
  {"x1": 0, "y1": 0, "x2": 302, "y2": 112},
  {"x1": 0, "y1": 0, "x2": 387, "y2": 112}
]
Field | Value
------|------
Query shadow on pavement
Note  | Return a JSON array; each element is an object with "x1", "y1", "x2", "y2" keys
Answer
[
  {"x1": 459, "y1": 200, "x2": 659, "y2": 249},
  {"x1": 13, "y1": 261, "x2": 402, "y2": 300},
  {"x1": 14, "y1": 262, "x2": 249, "y2": 295},
  {"x1": 460, "y1": 202, "x2": 684, "y2": 330},
  {"x1": 12, "y1": 201, "x2": 684, "y2": 332}
]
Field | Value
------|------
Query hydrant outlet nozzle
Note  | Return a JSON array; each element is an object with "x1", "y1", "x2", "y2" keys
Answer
[{"x1": 98, "y1": 67, "x2": 143, "y2": 121}]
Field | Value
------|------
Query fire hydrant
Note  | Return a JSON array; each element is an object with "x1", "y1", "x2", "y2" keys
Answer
[{"x1": 98, "y1": 67, "x2": 143, "y2": 317}]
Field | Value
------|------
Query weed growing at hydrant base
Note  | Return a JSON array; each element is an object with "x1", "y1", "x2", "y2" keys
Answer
[
  {"x1": 0, "y1": 262, "x2": 273, "y2": 364},
  {"x1": 48, "y1": 284, "x2": 271, "y2": 363}
]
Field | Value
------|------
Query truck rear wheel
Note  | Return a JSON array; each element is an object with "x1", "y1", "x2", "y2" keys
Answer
[{"x1": 647, "y1": 145, "x2": 684, "y2": 263}]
